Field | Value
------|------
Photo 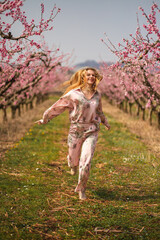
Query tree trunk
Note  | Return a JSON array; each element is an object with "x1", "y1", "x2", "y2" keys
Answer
[
  {"x1": 36, "y1": 95, "x2": 41, "y2": 105},
  {"x1": 21, "y1": 103, "x2": 24, "y2": 112},
  {"x1": 137, "y1": 104, "x2": 140, "y2": 117},
  {"x1": 11, "y1": 106, "x2": 17, "y2": 119},
  {"x1": 129, "y1": 103, "x2": 133, "y2": 115},
  {"x1": 142, "y1": 108, "x2": 145, "y2": 121},
  {"x1": 26, "y1": 103, "x2": 28, "y2": 111},
  {"x1": 29, "y1": 101, "x2": 33, "y2": 109},
  {"x1": 124, "y1": 100, "x2": 128, "y2": 113},
  {"x1": 3, "y1": 108, "x2": 8, "y2": 122},
  {"x1": 18, "y1": 105, "x2": 21, "y2": 117},
  {"x1": 119, "y1": 101, "x2": 124, "y2": 110},
  {"x1": 109, "y1": 99, "x2": 113, "y2": 105},
  {"x1": 42, "y1": 95, "x2": 45, "y2": 102},
  {"x1": 149, "y1": 109, "x2": 153, "y2": 125}
]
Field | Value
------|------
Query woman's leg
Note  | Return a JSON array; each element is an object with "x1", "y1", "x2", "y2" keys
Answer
[
  {"x1": 75, "y1": 132, "x2": 98, "y2": 194},
  {"x1": 67, "y1": 133, "x2": 83, "y2": 169}
]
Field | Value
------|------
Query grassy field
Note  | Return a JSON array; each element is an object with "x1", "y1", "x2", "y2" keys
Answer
[{"x1": 0, "y1": 96, "x2": 160, "y2": 240}]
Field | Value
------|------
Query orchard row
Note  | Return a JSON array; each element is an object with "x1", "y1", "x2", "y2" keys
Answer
[
  {"x1": 0, "y1": 0, "x2": 72, "y2": 121},
  {"x1": 100, "y1": 3, "x2": 160, "y2": 129},
  {"x1": 0, "y1": 1, "x2": 160, "y2": 129}
]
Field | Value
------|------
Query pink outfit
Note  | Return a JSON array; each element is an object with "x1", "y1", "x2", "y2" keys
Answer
[{"x1": 42, "y1": 88, "x2": 109, "y2": 192}]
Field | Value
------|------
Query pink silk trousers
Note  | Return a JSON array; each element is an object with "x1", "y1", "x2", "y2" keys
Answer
[{"x1": 67, "y1": 123, "x2": 99, "y2": 192}]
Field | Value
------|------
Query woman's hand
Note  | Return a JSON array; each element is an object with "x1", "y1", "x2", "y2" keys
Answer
[
  {"x1": 105, "y1": 124, "x2": 111, "y2": 130},
  {"x1": 35, "y1": 119, "x2": 44, "y2": 125}
]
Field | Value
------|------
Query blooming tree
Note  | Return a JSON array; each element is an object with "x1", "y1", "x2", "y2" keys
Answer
[
  {"x1": 0, "y1": 0, "x2": 70, "y2": 121},
  {"x1": 101, "y1": 2, "x2": 160, "y2": 128}
]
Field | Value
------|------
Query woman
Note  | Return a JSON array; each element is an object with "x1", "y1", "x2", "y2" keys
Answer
[{"x1": 36, "y1": 67, "x2": 110, "y2": 200}]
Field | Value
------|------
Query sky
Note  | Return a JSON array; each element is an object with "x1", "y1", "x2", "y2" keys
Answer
[{"x1": 21, "y1": 0, "x2": 159, "y2": 65}]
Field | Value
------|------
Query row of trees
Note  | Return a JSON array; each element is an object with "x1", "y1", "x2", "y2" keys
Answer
[
  {"x1": 0, "y1": 0, "x2": 71, "y2": 122},
  {"x1": 100, "y1": 2, "x2": 160, "y2": 128},
  {"x1": 1, "y1": 1, "x2": 159, "y2": 129}
]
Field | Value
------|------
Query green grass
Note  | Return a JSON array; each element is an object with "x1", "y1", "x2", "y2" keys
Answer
[{"x1": 0, "y1": 96, "x2": 160, "y2": 240}]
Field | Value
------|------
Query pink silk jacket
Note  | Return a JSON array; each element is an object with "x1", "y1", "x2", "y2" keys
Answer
[{"x1": 42, "y1": 88, "x2": 109, "y2": 131}]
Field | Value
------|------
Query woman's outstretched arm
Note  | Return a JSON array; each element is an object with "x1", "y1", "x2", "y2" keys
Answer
[{"x1": 35, "y1": 95, "x2": 73, "y2": 125}]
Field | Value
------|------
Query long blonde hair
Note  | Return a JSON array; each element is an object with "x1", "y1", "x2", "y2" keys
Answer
[{"x1": 63, "y1": 67, "x2": 103, "y2": 95}]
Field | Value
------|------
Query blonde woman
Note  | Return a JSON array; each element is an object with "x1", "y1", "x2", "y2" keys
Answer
[{"x1": 36, "y1": 67, "x2": 110, "y2": 200}]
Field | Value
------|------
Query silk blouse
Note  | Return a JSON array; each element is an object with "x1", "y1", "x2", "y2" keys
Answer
[{"x1": 42, "y1": 88, "x2": 109, "y2": 128}]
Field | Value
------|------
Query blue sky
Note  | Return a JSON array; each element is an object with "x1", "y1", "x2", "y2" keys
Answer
[{"x1": 21, "y1": 0, "x2": 159, "y2": 65}]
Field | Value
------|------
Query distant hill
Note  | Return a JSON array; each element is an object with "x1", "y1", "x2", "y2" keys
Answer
[{"x1": 74, "y1": 60, "x2": 114, "y2": 70}]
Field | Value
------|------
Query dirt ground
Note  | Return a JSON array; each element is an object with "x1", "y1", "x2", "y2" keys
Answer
[{"x1": 0, "y1": 96, "x2": 160, "y2": 160}]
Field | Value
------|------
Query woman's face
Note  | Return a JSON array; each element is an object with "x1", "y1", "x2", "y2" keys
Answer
[{"x1": 85, "y1": 69, "x2": 96, "y2": 86}]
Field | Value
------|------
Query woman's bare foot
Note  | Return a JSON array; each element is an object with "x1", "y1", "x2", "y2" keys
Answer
[
  {"x1": 70, "y1": 166, "x2": 77, "y2": 175},
  {"x1": 79, "y1": 191, "x2": 86, "y2": 200}
]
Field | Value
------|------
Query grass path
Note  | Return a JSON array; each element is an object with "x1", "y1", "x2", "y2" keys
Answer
[{"x1": 0, "y1": 96, "x2": 160, "y2": 240}]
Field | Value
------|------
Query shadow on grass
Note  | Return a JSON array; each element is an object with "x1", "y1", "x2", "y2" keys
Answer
[
  {"x1": 92, "y1": 187, "x2": 160, "y2": 202},
  {"x1": 93, "y1": 187, "x2": 117, "y2": 200}
]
